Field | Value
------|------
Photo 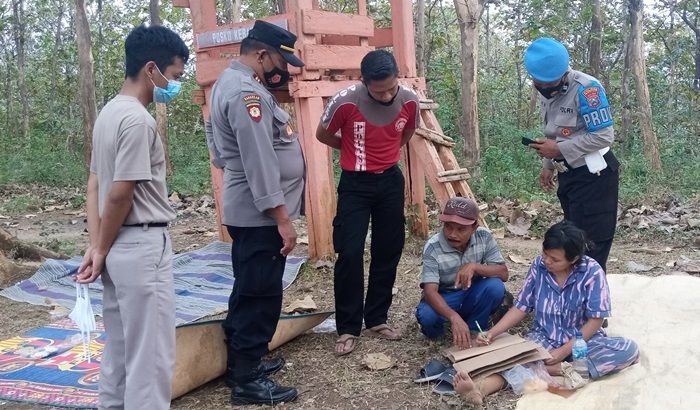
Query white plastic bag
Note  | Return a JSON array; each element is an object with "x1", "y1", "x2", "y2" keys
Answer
[
  {"x1": 503, "y1": 364, "x2": 537, "y2": 394},
  {"x1": 69, "y1": 283, "x2": 97, "y2": 362},
  {"x1": 584, "y1": 147, "x2": 609, "y2": 174},
  {"x1": 503, "y1": 362, "x2": 555, "y2": 395}
]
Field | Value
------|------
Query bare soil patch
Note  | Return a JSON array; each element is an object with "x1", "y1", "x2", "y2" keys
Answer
[{"x1": 0, "y1": 186, "x2": 698, "y2": 409}]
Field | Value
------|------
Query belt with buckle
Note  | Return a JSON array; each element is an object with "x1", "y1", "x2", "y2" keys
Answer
[
  {"x1": 345, "y1": 164, "x2": 397, "y2": 175},
  {"x1": 123, "y1": 222, "x2": 168, "y2": 228},
  {"x1": 551, "y1": 159, "x2": 569, "y2": 173}
]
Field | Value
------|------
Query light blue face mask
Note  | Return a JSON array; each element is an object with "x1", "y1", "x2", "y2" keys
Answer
[{"x1": 151, "y1": 66, "x2": 181, "y2": 104}]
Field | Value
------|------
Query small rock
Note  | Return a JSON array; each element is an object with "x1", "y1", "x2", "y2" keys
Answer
[
  {"x1": 686, "y1": 219, "x2": 700, "y2": 228},
  {"x1": 626, "y1": 261, "x2": 654, "y2": 272}
]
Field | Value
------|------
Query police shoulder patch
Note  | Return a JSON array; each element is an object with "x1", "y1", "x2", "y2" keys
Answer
[
  {"x1": 243, "y1": 94, "x2": 262, "y2": 123},
  {"x1": 578, "y1": 82, "x2": 613, "y2": 132},
  {"x1": 243, "y1": 94, "x2": 261, "y2": 103}
]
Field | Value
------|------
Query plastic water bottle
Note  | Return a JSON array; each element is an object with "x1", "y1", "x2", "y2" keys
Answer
[{"x1": 571, "y1": 330, "x2": 590, "y2": 381}]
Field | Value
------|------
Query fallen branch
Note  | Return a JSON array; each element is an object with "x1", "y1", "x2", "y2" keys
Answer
[{"x1": 0, "y1": 227, "x2": 65, "y2": 260}]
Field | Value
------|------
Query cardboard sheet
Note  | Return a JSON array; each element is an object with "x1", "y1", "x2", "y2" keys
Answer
[
  {"x1": 452, "y1": 340, "x2": 541, "y2": 374},
  {"x1": 472, "y1": 346, "x2": 552, "y2": 380},
  {"x1": 444, "y1": 333, "x2": 526, "y2": 363}
]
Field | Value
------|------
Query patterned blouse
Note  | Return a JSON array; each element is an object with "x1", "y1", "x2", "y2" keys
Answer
[{"x1": 514, "y1": 255, "x2": 610, "y2": 349}]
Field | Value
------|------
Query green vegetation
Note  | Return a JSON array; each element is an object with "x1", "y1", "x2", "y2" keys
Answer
[
  {"x1": 0, "y1": 0, "x2": 698, "y2": 205},
  {"x1": 0, "y1": 195, "x2": 41, "y2": 214}
]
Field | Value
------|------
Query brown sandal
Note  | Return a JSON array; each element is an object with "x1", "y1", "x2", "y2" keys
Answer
[
  {"x1": 364, "y1": 324, "x2": 402, "y2": 340},
  {"x1": 335, "y1": 334, "x2": 357, "y2": 356}
]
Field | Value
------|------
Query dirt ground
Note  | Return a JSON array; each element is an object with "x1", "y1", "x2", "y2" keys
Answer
[{"x1": 1, "y1": 185, "x2": 699, "y2": 410}]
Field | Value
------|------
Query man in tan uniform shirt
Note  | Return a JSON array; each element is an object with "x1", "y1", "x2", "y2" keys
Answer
[
  {"x1": 206, "y1": 20, "x2": 305, "y2": 406},
  {"x1": 75, "y1": 25, "x2": 188, "y2": 410}
]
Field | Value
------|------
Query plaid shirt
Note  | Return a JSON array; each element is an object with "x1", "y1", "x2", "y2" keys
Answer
[
  {"x1": 420, "y1": 227, "x2": 506, "y2": 292},
  {"x1": 514, "y1": 255, "x2": 610, "y2": 349}
]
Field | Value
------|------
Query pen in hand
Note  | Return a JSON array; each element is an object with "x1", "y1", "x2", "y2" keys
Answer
[{"x1": 475, "y1": 320, "x2": 489, "y2": 345}]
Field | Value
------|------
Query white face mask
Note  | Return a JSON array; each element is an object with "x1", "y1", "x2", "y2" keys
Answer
[{"x1": 69, "y1": 283, "x2": 97, "y2": 362}]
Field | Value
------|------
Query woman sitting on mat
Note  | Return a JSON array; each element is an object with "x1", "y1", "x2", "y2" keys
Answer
[{"x1": 454, "y1": 220, "x2": 639, "y2": 404}]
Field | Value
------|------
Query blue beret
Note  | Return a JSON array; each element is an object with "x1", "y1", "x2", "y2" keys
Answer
[{"x1": 524, "y1": 38, "x2": 569, "y2": 82}]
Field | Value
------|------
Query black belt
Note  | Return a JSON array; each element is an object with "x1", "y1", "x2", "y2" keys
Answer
[
  {"x1": 551, "y1": 158, "x2": 571, "y2": 172},
  {"x1": 343, "y1": 164, "x2": 399, "y2": 175},
  {"x1": 554, "y1": 150, "x2": 616, "y2": 174},
  {"x1": 123, "y1": 222, "x2": 168, "y2": 228}
]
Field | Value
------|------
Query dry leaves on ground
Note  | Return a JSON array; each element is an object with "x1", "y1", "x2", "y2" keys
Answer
[
  {"x1": 362, "y1": 353, "x2": 396, "y2": 370},
  {"x1": 508, "y1": 254, "x2": 530, "y2": 265},
  {"x1": 283, "y1": 295, "x2": 317, "y2": 314}
]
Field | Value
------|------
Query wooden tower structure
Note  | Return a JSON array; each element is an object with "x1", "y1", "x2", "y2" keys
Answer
[{"x1": 174, "y1": 0, "x2": 480, "y2": 259}]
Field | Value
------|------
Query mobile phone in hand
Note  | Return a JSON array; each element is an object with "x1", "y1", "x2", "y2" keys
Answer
[{"x1": 521, "y1": 137, "x2": 537, "y2": 146}]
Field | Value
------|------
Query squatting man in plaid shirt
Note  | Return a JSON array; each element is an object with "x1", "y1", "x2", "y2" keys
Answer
[{"x1": 415, "y1": 197, "x2": 509, "y2": 349}]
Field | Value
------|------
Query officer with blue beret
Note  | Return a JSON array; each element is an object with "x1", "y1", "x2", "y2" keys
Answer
[{"x1": 523, "y1": 37, "x2": 619, "y2": 272}]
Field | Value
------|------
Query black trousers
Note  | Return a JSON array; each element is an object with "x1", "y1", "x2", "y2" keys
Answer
[
  {"x1": 557, "y1": 151, "x2": 620, "y2": 272},
  {"x1": 333, "y1": 165, "x2": 405, "y2": 336},
  {"x1": 223, "y1": 225, "x2": 285, "y2": 382}
]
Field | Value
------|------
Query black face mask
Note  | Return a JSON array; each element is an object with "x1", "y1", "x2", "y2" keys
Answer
[
  {"x1": 535, "y1": 81, "x2": 566, "y2": 99},
  {"x1": 366, "y1": 85, "x2": 399, "y2": 106},
  {"x1": 264, "y1": 66, "x2": 290, "y2": 89}
]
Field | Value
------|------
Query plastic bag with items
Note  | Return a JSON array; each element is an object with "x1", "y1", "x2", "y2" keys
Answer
[
  {"x1": 502, "y1": 361, "x2": 557, "y2": 395},
  {"x1": 68, "y1": 283, "x2": 97, "y2": 362},
  {"x1": 17, "y1": 334, "x2": 83, "y2": 359}
]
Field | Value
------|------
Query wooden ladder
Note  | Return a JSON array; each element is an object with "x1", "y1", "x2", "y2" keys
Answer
[{"x1": 403, "y1": 93, "x2": 487, "y2": 235}]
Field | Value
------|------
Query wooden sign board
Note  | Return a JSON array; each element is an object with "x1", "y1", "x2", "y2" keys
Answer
[{"x1": 197, "y1": 18, "x2": 288, "y2": 49}]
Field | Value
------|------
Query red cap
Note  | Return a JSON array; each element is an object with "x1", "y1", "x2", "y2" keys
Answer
[{"x1": 439, "y1": 197, "x2": 479, "y2": 226}]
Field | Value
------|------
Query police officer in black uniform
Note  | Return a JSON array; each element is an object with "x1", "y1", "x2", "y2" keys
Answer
[
  {"x1": 207, "y1": 21, "x2": 305, "y2": 405},
  {"x1": 523, "y1": 37, "x2": 619, "y2": 272}
]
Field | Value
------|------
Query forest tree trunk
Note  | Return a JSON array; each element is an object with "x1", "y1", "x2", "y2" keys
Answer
[
  {"x1": 150, "y1": 0, "x2": 174, "y2": 175},
  {"x1": 75, "y1": 0, "x2": 98, "y2": 170},
  {"x1": 589, "y1": 0, "x2": 603, "y2": 77},
  {"x1": 629, "y1": 0, "x2": 662, "y2": 170},
  {"x1": 453, "y1": 0, "x2": 482, "y2": 170},
  {"x1": 680, "y1": 7, "x2": 700, "y2": 92},
  {"x1": 12, "y1": 0, "x2": 30, "y2": 142}
]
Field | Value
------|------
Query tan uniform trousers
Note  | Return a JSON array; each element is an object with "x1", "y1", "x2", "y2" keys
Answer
[{"x1": 98, "y1": 226, "x2": 175, "y2": 410}]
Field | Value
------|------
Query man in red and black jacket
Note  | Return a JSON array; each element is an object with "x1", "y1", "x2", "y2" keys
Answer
[{"x1": 316, "y1": 50, "x2": 419, "y2": 355}]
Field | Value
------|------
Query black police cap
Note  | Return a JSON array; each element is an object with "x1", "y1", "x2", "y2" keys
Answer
[{"x1": 247, "y1": 20, "x2": 304, "y2": 67}]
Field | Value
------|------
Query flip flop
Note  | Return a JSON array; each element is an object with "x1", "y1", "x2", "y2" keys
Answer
[
  {"x1": 414, "y1": 359, "x2": 449, "y2": 383},
  {"x1": 364, "y1": 324, "x2": 402, "y2": 340},
  {"x1": 432, "y1": 367, "x2": 457, "y2": 395},
  {"x1": 335, "y1": 334, "x2": 357, "y2": 356}
]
